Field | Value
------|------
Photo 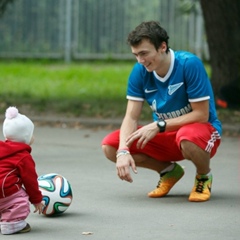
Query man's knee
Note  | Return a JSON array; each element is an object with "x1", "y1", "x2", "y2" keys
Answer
[
  {"x1": 180, "y1": 140, "x2": 198, "y2": 159},
  {"x1": 102, "y1": 145, "x2": 117, "y2": 162},
  {"x1": 180, "y1": 140, "x2": 208, "y2": 160}
]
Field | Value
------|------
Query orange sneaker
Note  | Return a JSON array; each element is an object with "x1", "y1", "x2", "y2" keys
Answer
[
  {"x1": 148, "y1": 163, "x2": 184, "y2": 198},
  {"x1": 188, "y1": 174, "x2": 212, "y2": 202}
]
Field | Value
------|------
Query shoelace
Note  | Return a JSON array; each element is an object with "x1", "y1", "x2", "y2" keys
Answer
[
  {"x1": 195, "y1": 178, "x2": 208, "y2": 193},
  {"x1": 156, "y1": 172, "x2": 167, "y2": 188},
  {"x1": 156, "y1": 179, "x2": 161, "y2": 188}
]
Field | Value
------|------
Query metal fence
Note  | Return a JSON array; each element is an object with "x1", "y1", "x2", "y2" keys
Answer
[{"x1": 0, "y1": 0, "x2": 208, "y2": 62}]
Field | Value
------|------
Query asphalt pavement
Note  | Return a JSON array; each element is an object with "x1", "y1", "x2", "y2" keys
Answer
[{"x1": 0, "y1": 124, "x2": 239, "y2": 240}]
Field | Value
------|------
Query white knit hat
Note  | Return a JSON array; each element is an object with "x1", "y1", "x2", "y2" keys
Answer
[{"x1": 3, "y1": 106, "x2": 34, "y2": 144}]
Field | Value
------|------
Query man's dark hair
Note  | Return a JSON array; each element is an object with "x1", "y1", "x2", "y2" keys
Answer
[{"x1": 127, "y1": 21, "x2": 170, "y2": 53}]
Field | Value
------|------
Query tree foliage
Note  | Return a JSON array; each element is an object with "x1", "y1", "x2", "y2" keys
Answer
[{"x1": 0, "y1": 0, "x2": 14, "y2": 17}]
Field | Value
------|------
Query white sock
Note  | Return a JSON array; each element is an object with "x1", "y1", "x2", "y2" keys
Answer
[
  {"x1": 0, "y1": 220, "x2": 27, "y2": 235},
  {"x1": 197, "y1": 171, "x2": 212, "y2": 177},
  {"x1": 160, "y1": 163, "x2": 175, "y2": 174}
]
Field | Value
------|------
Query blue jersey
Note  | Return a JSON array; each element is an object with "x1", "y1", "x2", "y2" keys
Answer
[{"x1": 127, "y1": 49, "x2": 222, "y2": 135}]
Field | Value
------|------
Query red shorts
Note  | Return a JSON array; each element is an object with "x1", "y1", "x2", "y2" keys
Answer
[{"x1": 102, "y1": 123, "x2": 221, "y2": 162}]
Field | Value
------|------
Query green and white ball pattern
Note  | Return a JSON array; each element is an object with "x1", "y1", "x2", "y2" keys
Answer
[{"x1": 38, "y1": 173, "x2": 73, "y2": 216}]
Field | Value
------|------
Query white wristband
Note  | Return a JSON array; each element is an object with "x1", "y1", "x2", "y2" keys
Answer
[{"x1": 116, "y1": 150, "x2": 130, "y2": 158}]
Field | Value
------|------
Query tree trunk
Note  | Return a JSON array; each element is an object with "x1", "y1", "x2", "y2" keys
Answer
[{"x1": 200, "y1": 0, "x2": 240, "y2": 96}]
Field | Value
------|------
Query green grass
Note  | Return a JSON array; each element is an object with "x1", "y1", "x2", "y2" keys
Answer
[
  {"x1": 2, "y1": 61, "x2": 237, "y2": 125},
  {"x1": 0, "y1": 61, "x2": 152, "y2": 119}
]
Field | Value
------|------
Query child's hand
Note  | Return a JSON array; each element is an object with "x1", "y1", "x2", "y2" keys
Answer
[{"x1": 33, "y1": 201, "x2": 45, "y2": 214}]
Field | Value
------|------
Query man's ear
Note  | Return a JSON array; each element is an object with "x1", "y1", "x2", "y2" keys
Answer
[{"x1": 158, "y1": 41, "x2": 167, "y2": 52}]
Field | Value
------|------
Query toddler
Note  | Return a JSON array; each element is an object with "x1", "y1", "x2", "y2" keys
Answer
[{"x1": 0, "y1": 107, "x2": 44, "y2": 234}]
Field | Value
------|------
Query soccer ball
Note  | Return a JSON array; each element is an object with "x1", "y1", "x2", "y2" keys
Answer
[{"x1": 38, "y1": 173, "x2": 73, "y2": 216}]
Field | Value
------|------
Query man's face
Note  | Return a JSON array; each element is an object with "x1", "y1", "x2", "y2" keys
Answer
[{"x1": 131, "y1": 39, "x2": 164, "y2": 72}]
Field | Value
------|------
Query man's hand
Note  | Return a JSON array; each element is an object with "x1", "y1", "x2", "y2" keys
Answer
[
  {"x1": 116, "y1": 154, "x2": 137, "y2": 183},
  {"x1": 126, "y1": 122, "x2": 159, "y2": 149}
]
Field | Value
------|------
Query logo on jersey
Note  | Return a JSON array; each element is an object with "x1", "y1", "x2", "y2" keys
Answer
[
  {"x1": 168, "y1": 82, "x2": 184, "y2": 95},
  {"x1": 145, "y1": 88, "x2": 158, "y2": 93}
]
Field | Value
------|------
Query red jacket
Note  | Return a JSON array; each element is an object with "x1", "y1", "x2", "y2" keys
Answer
[{"x1": 0, "y1": 140, "x2": 42, "y2": 204}]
